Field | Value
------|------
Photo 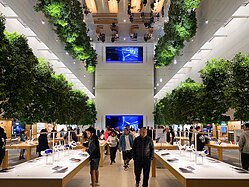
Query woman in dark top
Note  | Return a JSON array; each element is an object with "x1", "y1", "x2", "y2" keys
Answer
[{"x1": 37, "y1": 129, "x2": 49, "y2": 157}]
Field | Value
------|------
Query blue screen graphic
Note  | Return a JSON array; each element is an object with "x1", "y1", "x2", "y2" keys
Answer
[
  {"x1": 106, "y1": 47, "x2": 143, "y2": 63},
  {"x1": 105, "y1": 115, "x2": 143, "y2": 131}
]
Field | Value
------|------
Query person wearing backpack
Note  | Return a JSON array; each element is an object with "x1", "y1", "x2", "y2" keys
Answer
[{"x1": 0, "y1": 127, "x2": 7, "y2": 167}]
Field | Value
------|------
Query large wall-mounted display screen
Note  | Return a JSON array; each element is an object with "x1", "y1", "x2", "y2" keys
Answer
[
  {"x1": 106, "y1": 47, "x2": 143, "y2": 63},
  {"x1": 106, "y1": 115, "x2": 143, "y2": 131}
]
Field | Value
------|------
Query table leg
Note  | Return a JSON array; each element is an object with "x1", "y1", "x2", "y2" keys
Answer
[
  {"x1": 99, "y1": 146, "x2": 103, "y2": 167},
  {"x1": 26, "y1": 148, "x2": 31, "y2": 161},
  {"x1": 208, "y1": 147, "x2": 211, "y2": 156},
  {"x1": 107, "y1": 144, "x2": 110, "y2": 155},
  {"x1": 1, "y1": 150, "x2": 8, "y2": 169},
  {"x1": 217, "y1": 148, "x2": 223, "y2": 161},
  {"x1": 152, "y1": 157, "x2": 156, "y2": 177}
]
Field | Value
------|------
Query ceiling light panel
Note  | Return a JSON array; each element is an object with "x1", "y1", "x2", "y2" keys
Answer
[
  {"x1": 108, "y1": 0, "x2": 118, "y2": 13},
  {"x1": 85, "y1": 0, "x2": 97, "y2": 13}
]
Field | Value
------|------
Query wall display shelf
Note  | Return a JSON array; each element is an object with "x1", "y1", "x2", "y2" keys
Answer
[
  {"x1": 152, "y1": 150, "x2": 249, "y2": 187},
  {"x1": 0, "y1": 150, "x2": 89, "y2": 187}
]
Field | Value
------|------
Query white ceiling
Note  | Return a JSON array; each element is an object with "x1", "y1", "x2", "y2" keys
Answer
[
  {"x1": 84, "y1": 0, "x2": 170, "y2": 43},
  {"x1": 155, "y1": 0, "x2": 249, "y2": 100}
]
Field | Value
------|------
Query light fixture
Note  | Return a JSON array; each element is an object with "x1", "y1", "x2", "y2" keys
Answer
[
  {"x1": 124, "y1": 19, "x2": 126, "y2": 22},
  {"x1": 73, "y1": 62, "x2": 76, "y2": 64},
  {"x1": 173, "y1": 59, "x2": 177, "y2": 64},
  {"x1": 83, "y1": 19, "x2": 85, "y2": 22},
  {"x1": 205, "y1": 20, "x2": 209, "y2": 24},
  {"x1": 66, "y1": 52, "x2": 69, "y2": 55},
  {"x1": 124, "y1": 38, "x2": 126, "y2": 40},
  {"x1": 191, "y1": 39, "x2": 194, "y2": 42},
  {"x1": 85, "y1": 0, "x2": 97, "y2": 13},
  {"x1": 159, "y1": 78, "x2": 162, "y2": 82},
  {"x1": 156, "y1": 83, "x2": 159, "y2": 86},
  {"x1": 41, "y1": 20, "x2": 45, "y2": 24},
  {"x1": 108, "y1": 0, "x2": 118, "y2": 13},
  {"x1": 84, "y1": 75, "x2": 86, "y2": 77},
  {"x1": 154, "y1": 87, "x2": 157, "y2": 90}
]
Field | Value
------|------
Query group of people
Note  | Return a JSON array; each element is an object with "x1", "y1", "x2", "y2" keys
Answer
[{"x1": 82, "y1": 126, "x2": 154, "y2": 187}]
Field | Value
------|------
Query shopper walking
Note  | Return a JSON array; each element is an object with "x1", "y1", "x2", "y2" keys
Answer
[
  {"x1": 0, "y1": 127, "x2": 7, "y2": 168},
  {"x1": 119, "y1": 128, "x2": 133, "y2": 170},
  {"x1": 239, "y1": 122, "x2": 249, "y2": 170},
  {"x1": 82, "y1": 127, "x2": 100, "y2": 187},
  {"x1": 133, "y1": 127, "x2": 154, "y2": 187},
  {"x1": 169, "y1": 126, "x2": 175, "y2": 145},
  {"x1": 37, "y1": 129, "x2": 49, "y2": 157},
  {"x1": 19, "y1": 129, "x2": 28, "y2": 160},
  {"x1": 107, "y1": 131, "x2": 119, "y2": 164}
]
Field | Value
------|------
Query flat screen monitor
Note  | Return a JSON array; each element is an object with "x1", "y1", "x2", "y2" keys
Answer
[
  {"x1": 106, "y1": 46, "x2": 143, "y2": 63},
  {"x1": 220, "y1": 126, "x2": 227, "y2": 133},
  {"x1": 105, "y1": 115, "x2": 143, "y2": 131},
  {"x1": 12, "y1": 122, "x2": 24, "y2": 136}
]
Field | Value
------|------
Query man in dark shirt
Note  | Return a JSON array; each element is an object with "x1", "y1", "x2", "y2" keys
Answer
[
  {"x1": 133, "y1": 127, "x2": 154, "y2": 187},
  {"x1": 82, "y1": 127, "x2": 100, "y2": 187},
  {"x1": 0, "y1": 127, "x2": 7, "y2": 168}
]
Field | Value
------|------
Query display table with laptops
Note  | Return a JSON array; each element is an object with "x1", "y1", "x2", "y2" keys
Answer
[
  {"x1": 0, "y1": 150, "x2": 89, "y2": 187},
  {"x1": 152, "y1": 150, "x2": 249, "y2": 187}
]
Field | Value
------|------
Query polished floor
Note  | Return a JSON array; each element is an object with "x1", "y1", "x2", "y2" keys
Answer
[{"x1": 7, "y1": 148, "x2": 242, "y2": 187}]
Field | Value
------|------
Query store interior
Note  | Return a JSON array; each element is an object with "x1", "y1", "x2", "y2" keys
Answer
[{"x1": 1, "y1": 0, "x2": 249, "y2": 187}]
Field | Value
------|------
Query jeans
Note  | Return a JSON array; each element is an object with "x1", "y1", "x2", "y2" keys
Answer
[
  {"x1": 134, "y1": 159, "x2": 151, "y2": 187},
  {"x1": 241, "y1": 152, "x2": 249, "y2": 171},
  {"x1": 110, "y1": 147, "x2": 117, "y2": 162}
]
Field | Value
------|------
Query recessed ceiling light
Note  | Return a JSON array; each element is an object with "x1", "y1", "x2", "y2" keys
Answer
[
  {"x1": 84, "y1": 75, "x2": 86, "y2": 77},
  {"x1": 124, "y1": 38, "x2": 126, "y2": 40},
  {"x1": 66, "y1": 52, "x2": 69, "y2": 55},
  {"x1": 83, "y1": 19, "x2": 85, "y2": 22},
  {"x1": 164, "y1": 19, "x2": 167, "y2": 22},
  {"x1": 159, "y1": 78, "x2": 162, "y2": 82},
  {"x1": 205, "y1": 20, "x2": 209, "y2": 24},
  {"x1": 56, "y1": 39, "x2": 59, "y2": 42},
  {"x1": 124, "y1": 19, "x2": 126, "y2": 22},
  {"x1": 191, "y1": 39, "x2": 194, "y2": 42},
  {"x1": 73, "y1": 62, "x2": 76, "y2": 64},
  {"x1": 41, "y1": 20, "x2": 45, "y2": 24},
  {"x1": 173, "y1": 59, "x2": 177, "y2": 64},
  {"x1": 154, "y1": 87, "x2": 156, "y2": 90},
  {"x1": 156, "y1": 83, "x2": 159, "y2": 86}
]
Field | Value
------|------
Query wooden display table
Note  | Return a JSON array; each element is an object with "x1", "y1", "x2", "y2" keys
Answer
[
  {"x1": 6, "y1": 143, "x2": 37, "y2": 160},
  {"x1": 205, "y1": 141, "x2": 239, "y2": 161},
  {"x1": 154, "y1": 143, "x2": 177, "y2": 150},
  {"x1": 175, "y1": 137, "x2": 189, "y2": 145},
  {"x1": 152, "y1": 150, "x2": 249, "y2": 187},
  {"x1": 0, "y1": 150, "x2": 89, "y2": 187}
]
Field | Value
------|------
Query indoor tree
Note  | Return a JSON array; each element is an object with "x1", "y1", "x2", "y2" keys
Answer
[
  {"x1": 199, "y1": 58, "x2": 230, "y2": 123},
  {"x1": 1, "y1": 30, "x2": 38, "y2": 120},
  {"x1": 226, "y1": 53, "x2": 249, "y2": 121}
]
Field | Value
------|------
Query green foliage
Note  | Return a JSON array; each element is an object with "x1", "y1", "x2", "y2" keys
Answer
[
  {"x1": 35, "y1": 0, "x2": 97, "y2": 72},
  {"x1": 0, "y1": 16, "x2": 97, "y2": 125},
  {"x1": 154, "y1": 78, "x2": 202, "y2": 125},
  {"x1": 199, "y1": 58, "x2": 230, "y2": 123},
  {"x1": 1, "y1": 31, "x2": 39, "y2": 120},
  {"x1": 226, "y1": 53, "x2": 249, "y2": 121},
  {"x1": 154, "y1": 0, "x2": 199, "y2": 67}
]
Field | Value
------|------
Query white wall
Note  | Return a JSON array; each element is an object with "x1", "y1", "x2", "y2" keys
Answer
[{"x1": 95, "y1": 43, "x2": 154, "y2": 130}]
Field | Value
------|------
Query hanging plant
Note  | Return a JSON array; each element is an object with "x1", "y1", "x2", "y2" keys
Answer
[
  {"x1": 35, "y1": 0, "x2": 97, "y2": 73},
  {"x1": 154, "y1": 0, "x2": 200, "y2": 67}
]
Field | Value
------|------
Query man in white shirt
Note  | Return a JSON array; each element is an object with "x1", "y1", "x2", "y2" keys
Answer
[{"x1": 119, "y1": 128, "x2": 134, "y2": 170}]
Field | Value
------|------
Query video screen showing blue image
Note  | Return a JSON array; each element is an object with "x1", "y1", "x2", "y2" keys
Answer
[
  {"x1": 12, "y1": 122, "x2": 24, "y2": 136},
  {"x1": 106, "y1": 47, "x2": 143, "y2": 63},
  {"x1": 106, "y1": 115, "x2": 143, "y2": 131}
]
